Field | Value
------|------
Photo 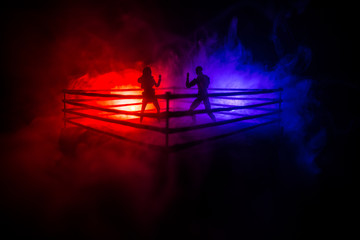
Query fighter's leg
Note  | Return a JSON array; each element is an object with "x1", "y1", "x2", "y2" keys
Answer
[
  {"x1": 153, "y1": 98, "x2": 160, "y2": 113},
  {"x1": 140, "y1": 100, "x2": 148, "y2": 123},
  {"x1": 203, "y1": 97, "x2": 216, "y2": 121},
  {"x1": 153, "y1": 98, "x2": 161, "y2": 122},
  {"x1": 189, "y1": 97, "x2": 202, "y2": 122},
  {"x1": 189, "y1": 97, "x2": 202, "y2": 111}
]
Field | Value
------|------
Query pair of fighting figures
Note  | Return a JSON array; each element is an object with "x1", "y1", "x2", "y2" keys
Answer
[{"x1": 137, "y1": 66, "x2": 216, "y2": 123}]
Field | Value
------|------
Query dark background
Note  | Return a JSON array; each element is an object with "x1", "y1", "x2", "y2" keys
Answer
[{"x1": 0, "y1": 0, "x2": 357, "y2": 239}]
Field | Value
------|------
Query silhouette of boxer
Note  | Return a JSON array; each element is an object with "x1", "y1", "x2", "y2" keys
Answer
[
  {"x1": 138, "y1": 67, "x2": 161, "y2": 123},
  {"x1": 186, "y1": 66, "x2": 216, "y2": 122}
]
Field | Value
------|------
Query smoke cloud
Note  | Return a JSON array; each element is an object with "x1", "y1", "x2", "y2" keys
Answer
[{"x1": 0, "y1": 1, "x2": 338, "y2": 238}]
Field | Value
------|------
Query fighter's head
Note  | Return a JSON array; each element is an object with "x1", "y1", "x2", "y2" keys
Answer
[
  {"x1": 143, "y1": 67, "x2": 152, "y2": 76},
  {"x1": 195, "y1": 66, "x2": 203, "y2": 75}
]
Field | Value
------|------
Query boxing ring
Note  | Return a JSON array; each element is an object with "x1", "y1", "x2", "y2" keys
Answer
[{"x1": 62, "y1": 87, "x2": 283, "y2": 152}]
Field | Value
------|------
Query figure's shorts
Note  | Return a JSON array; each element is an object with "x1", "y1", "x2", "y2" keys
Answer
[{"x1": 142, "y1": 91, "x2": 157, "y2": 102}]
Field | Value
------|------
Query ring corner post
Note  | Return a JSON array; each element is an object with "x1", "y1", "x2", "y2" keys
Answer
[
  {"x1": 278, "y1": 88, "x2": 283, "y2": 136},
  {"x1": 63, "y1": 90, "x2": 67, "y2": 128},
  {"x1": 165, "y1": 91, "x2": 171, "y2": 149}
]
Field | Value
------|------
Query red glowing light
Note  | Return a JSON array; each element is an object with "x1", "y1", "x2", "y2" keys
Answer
[{"x1": 67, "y1": 69, "x2": 167, "y2": 123}]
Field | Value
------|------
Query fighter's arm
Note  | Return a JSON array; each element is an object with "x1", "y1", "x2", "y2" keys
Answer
[
  {"x1": 186, "y1": 73, "x2": 197, "y2": 88},
  {"x1": 155, "y1": 75, "x2": 161, "y2": 87}
]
